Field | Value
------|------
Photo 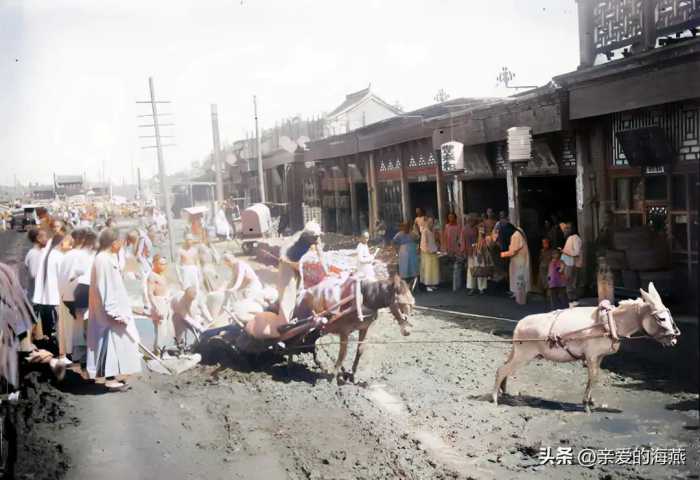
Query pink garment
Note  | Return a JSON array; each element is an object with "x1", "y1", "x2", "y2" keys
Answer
[
  {"x1": 548, "y1": 259, "x2": 566, "y2": 288},
  {"x1": 442, "y1": 223, "x2": 462, "y2": 256}
]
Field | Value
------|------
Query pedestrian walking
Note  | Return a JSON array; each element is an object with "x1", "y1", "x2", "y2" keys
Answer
[
  {"x1": 561, "y1": 222, "x2": 583, "y2": 307},
  {"x1": 547, "y1": 249, "x2": 568, "y2": 310}
]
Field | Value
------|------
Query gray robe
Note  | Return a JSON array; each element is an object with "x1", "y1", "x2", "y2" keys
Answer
[{"x1": 86, "y1": 251, "x2": 142, "y2": 379}]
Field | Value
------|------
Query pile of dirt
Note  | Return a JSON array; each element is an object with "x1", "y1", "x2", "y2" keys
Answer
[{"x1": 12, "y1": 371, "x2": 75, "y2": 480}]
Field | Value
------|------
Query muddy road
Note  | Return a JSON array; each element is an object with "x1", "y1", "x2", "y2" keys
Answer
[{"x1": 1, "y1": 229, "x2": 698, "y2": 480}]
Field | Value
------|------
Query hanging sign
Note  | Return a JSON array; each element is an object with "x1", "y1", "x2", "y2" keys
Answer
[
  {"x1": 440, "y1": 141, "x2": 464, "y2": 172},
  {"x1": 507, "y1": 126, "x2": 532, "y2": 162}
]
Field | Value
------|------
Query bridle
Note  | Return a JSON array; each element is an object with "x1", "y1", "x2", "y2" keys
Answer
[
  {"x1": 388, "y1": 290, "x2": 413, "y2": 328},
  {"x1": 641, "y1": 303, "x2": 680, "y2": 340}
]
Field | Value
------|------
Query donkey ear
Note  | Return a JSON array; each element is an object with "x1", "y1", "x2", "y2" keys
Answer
[
  {"x1": 647, "y1": 282, "x2": 662, "y2": 303},
  {"x1": 391, "y1": 273, "x2": 402, "y2": 291},
  {"x1": 639, "y1": 288, "x2": 654, "y2": 304}
]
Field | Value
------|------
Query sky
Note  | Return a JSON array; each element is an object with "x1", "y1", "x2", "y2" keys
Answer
[{"x1": 0, "y1": 0, "x2": 580, "y2": 186}]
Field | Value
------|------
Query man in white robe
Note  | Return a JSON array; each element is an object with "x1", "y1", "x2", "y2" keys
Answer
[
  {"x1": 355, "y1": 231, "x2": 376, "y2": 280},
  {"x1": 86, "y1": 229, "x2": 141, "y2": 391}
]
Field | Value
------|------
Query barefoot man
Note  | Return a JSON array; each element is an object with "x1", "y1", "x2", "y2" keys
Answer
[
  {"x1": 178, "y1": 234, "x2": 201, "y2": 293},
  {"x1": 170, "y1": 287, "x2": 210, "y2": 347},
  {"x1": 147, "y1": 255, "x2": 174, "y2": 355}
]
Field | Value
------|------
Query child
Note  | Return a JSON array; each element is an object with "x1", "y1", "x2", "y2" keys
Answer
[
  {"x1": 547, "y1": 249, "x2": 567, "y2": 310},
  {"x1": 538, "y1": 237, "x2": 554, "y2": 297}
]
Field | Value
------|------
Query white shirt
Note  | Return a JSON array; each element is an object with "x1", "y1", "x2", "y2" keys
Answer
[
  {"x1": 562, "y1": 234, "x2": 583, "y2": 268},
  {"x1": 58, "y1": 249, "x2": 83, "y2": 301},
  {"x1": 76, "y1": 249, "x2": 96, "y2": 286},
  {"x1": 24, "y1": 247, "x2": 43, "y2": 279},
  {"x1": 33, "y1": 247, "x2": 64, "y2": 306},
  {"x1": 356, "y1": 243, "x2": 373, "y2": 266}
]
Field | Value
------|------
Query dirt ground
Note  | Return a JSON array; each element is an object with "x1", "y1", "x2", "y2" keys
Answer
[{"x1": 1, "y1": 228, "x2": 698, "y2": 480}]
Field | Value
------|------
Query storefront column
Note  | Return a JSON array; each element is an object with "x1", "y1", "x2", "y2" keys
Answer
[
  {"x1": 289, "y1": 151, "x2": 306, "y2": 232},
  {"x1": 348, "y1": 160, "x2": 359, "y2": 235},
  {"x1": 436, "y1": 146, "x2": 446, "y2": 226},
  {"x1": 368, "y1": 152, "x2": 379, "y2": 237},
  {"x1": 333, "y1": 163, "x2": 343, "y2": 234},
  {"x1": 576, "y1": 128, "x2": 595, "y2": 290},
  {"x1": 506, "y1": 163, "x2": 520, "y2": 227},
  {"x1": 452, "y1": 176, "x2": 464, "y2": 223},
  {"x1": 399, "y1": 144, "x2": 410, "y2": 222}
]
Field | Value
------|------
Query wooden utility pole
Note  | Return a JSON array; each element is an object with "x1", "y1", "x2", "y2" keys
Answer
[
  {"x1": 210, "y1": 104, "x2": 224, "y2": 204},
  {"x1": 253, "y1": 95, "x2": 266, "y2": 203},
  {"x1": 137, "y1": 77, "x2": 176, "y2": 261}
]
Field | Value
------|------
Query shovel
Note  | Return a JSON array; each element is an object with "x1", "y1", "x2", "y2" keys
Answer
[{"x1": 123, "y1": 325, "x2": 177, "y2": 375}]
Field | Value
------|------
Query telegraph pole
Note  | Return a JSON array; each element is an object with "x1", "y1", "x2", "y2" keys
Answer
[
  {"x1": 253, "y1": 95, "x2": 266, "y2": 203},
  {"x1": 137, "y1": 77, "x2": 177, "y2": 261},
  {"x1": 210, "y1": 104, "x2": 224, "y2": 204}
]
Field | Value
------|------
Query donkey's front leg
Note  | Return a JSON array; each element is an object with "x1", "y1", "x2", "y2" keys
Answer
[
  {"x1": 350, "y1": 329, "x2": 369, "y2": 382},
  {"x1": 331, "y1": 334, "x2": 349, "y2": 384},
  {"x1": 583, "y1": 356, "x2": 602, "y2": 413}
]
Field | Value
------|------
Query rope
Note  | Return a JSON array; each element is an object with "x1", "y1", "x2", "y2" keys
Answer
[
  {"x1": 279, "y1": 332, "x2": 652, "y2": 353},
  {"x1": 413, "y1": 305, "x2": 520, "y2": 324}
]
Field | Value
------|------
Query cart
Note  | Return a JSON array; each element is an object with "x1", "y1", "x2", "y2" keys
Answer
[{"x1": 238, "y1": 203, "x2": 273, "y2": 255}]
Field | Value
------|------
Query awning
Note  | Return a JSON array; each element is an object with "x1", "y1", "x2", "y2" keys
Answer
[{"x1": 615, "y1": 127, "x2": 674, "y2": 167}]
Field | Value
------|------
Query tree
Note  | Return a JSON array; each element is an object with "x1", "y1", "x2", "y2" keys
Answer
[{"x1": 434, "y1": 88, "x2": 450, "y2": 103}]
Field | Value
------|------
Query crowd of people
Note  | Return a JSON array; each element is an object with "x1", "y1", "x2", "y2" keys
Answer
[
  {"x1": 15, "y1": 203, "x2": 267, "y2": 392},
  {"x1": 388, "y1": 207, "x2": 583, "y2": 309}
]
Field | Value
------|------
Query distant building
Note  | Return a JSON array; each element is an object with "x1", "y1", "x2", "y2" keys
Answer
[
  {"x1": 32, "y1": 187, "x2": 55, "y2": 201},
  {"x1": 54, "y1": 175, "x2": 84, "y2": 197},
  {"x1": 323, "y1": 85, "x2": 402, "y2": 137}
]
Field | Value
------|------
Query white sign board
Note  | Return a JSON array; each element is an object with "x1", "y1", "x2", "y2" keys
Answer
[{"x1": 440, "y1": 141, "x2": 464, "y2": 172}]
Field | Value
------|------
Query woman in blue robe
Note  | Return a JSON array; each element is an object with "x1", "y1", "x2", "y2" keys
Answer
[{"x1": 392, "y1": 222, "x2": 419, "y2": 282}]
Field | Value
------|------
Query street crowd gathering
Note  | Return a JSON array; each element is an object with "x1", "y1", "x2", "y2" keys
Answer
[
  {"x1": 388, "y1": 207, "x2": 583, "y2": 309},
  {"x1": 2, "y1": 196, "x2": 584, "y2": 394}
]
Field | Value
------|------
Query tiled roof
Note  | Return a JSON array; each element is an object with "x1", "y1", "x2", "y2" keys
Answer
[
  {"x1": 55, "y1": 175, "x2": 83, "y2": 184},
  {"x1": 326, "y1": 87, "x2": 371, "y2": 118}
]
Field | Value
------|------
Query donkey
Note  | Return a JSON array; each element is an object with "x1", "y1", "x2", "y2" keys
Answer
[
  {"x1": 492, "y1": 283, "x2": 680, "y2": 412},
  {"x1": 297, "y1": 273, "x2": 415, "y2": 383}
]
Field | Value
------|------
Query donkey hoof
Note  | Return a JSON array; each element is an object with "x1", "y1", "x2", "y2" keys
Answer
[
  {"x1": 492, "y1": 394, "x2": 499, "y2": 405},
  {"x1": 335, "y1": 373, "x2": 346, "y2": 386}
]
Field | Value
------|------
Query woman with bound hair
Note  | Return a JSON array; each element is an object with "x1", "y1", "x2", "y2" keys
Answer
[
  {"x1": 32, "y1": 232, "x2": 65, "y2": 349},
  {"x1": 86, "y1": 228, "x2": 141, "y2": 391},
  {"x1": 72, "y1": 228, "x2": 97, "y2": 369}
]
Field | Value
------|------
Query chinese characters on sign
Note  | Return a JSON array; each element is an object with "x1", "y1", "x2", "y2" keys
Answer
[{"x1": 538, "y1": 446, "x2": 687, "y2": 467}]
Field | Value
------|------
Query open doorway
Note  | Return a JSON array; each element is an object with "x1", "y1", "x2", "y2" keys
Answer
[
  {"x1": 518, "y1": 175, "x2": 577, "y2": 280},
  {"x1": 463, "y1": 179, "x2": 508, "y2": 216},
  {"x1": 409, "y1": 181, "x2": 438, "y2": 219},
  {"x1": 356, "y1": 183, "x2": 369, "y2": 233}
]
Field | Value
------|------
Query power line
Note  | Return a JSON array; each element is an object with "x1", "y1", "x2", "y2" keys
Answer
[{"x1": 136, "y1": 77, "x2": 177, "y2": 262}]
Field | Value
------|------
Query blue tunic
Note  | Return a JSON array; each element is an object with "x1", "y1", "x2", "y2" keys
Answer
[{"x1": 392, "y1": 232, "x2": 419, "y2": 279}]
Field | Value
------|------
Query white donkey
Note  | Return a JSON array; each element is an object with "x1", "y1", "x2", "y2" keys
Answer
[{"x1": 492, "y1": 283, "x2": 680, "y2": 412}]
